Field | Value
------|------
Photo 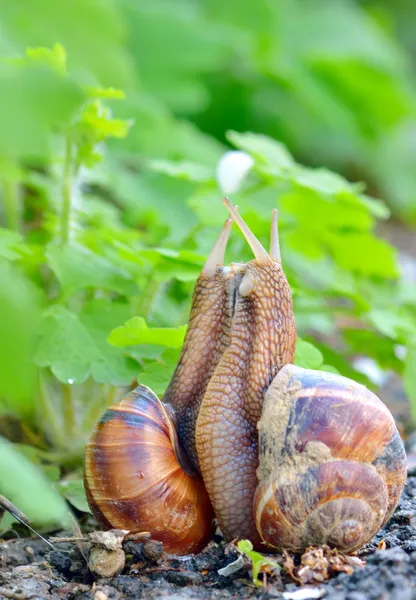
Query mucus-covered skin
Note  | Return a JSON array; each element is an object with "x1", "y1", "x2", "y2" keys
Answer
[
  {"x1": 164, "y1": 263, "x2": 244, "y2": 472},
  {"x1": 196, "y1": 253, "x2": 297, "y2": 544}
]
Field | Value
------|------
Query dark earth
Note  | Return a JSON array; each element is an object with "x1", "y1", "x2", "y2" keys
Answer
[{"x1": 1, "y1": 472, "x2": 416, "y2": 600}]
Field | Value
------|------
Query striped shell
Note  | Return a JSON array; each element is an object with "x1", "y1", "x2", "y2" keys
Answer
[
  {"x1": 254, "y1": 365, "x2": 407, "y2": 553},
  {"x1": 84, "y1": 385, "x2": 214, "y2": 555}
]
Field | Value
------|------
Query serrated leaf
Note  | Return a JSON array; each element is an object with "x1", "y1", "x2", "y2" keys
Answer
[
  {"x1": 34, "y1": 303, "x2": 137, "y2": 385},
  {"x1": 46, "y1": 243, "x2": 137, "y2": 299},
  {"x1": 295, "y1": 338, "x2": 324, "y2": 369},
  {"x1": 79, "y1": 300, "x2": 138, "y2": 385},
  {"x1": 108, "y1": 316, "x2": 187, "y2": 349},
  {"x1": 34, "y1": 306, "x2": 99, "y2": 384}
]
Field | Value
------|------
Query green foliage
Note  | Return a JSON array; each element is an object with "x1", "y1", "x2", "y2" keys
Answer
[
  {"x1": 0, "y1": 0, "x2": 416, "y2": 532},
  {"x1": 108, "y1": 317, "x2": 187, "y2": 349},
  {"x1": 0, "y1": 437, "x2": 71, "y2": 531},
  {"x1": 237, "y1": 539, "x2": 281, "y2": 586}
]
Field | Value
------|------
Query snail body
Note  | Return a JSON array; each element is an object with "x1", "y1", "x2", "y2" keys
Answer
[{"x1": 85, "y1": 200, "x2": 407, "y2": 555}]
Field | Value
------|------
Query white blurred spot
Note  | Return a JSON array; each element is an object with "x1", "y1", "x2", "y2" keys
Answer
[
  {"x1": 352, "y1": 357, "x2": 387, "y2": 387},
  {"x1": 283, "y1": 588, "x2": 324, "y2": 600},
  {"x1": 216, "y1": 151, "x2": 254, "y2": 195},
  {"x1": 67, "y1": 379, "x2": 74, "y2": 385},
  {"x1": 394, "y1": 344, "x2": 407, "y2": 361}
]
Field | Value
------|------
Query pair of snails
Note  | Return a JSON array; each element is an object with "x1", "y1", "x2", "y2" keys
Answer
[{"x1": 85, "y1": 199, "x2": 407, "y2": 556}]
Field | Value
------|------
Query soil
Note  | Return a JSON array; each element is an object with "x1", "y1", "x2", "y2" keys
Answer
[{"x1": 1, "y1": 475, "x2": 416, "y2": 600}]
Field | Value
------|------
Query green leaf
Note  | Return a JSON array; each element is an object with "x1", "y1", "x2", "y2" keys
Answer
[
  {"x1": 325, "y1": 232, "x2": 398, "y2": 278},
  {"x1": 79, "y1": 299, "x2": 138, "y2": 385},
  {"x1": 86, "y1": 86, "x2": 126, "y2": 99},
  {"x1": 0, "y1": 260, "x2": 42, "y2": 415},
  {"x1": 108, "y1": 316, "x2": 187, "y2": 349},
  {"x1": 237, "y1": 539, "x2": 280, "y2": 586},
  {"x1": 228, "y1": 130, "x2": 295, "y2": 169},
  {"x1": 367, "y1": 308, "x2": 416, "y2": 341},
  {"x1": 293, "y1": 167, "x2": 363, "y2": 196},
  {"x1": 295, "y1": 338, "x2": 324, "y2": 369},
  {"x1": 34, "y1": 306, "x2": 99, "y2": 384},
  {"x1": 138, "y1": 348, "x2": 181, "y2": 396},
  {"x1": 34, "y1": 303, "x2": 137, "y2": 385},
  {"x1": 319, "y1": 363, "x2": 340, "y2": 375},
  {"x1": 404, "y1": 347, "x2": 416, "y2": 419},
  {"x1": 0, "y1": 436, "x2": 71, "y2": 530},
  {"x1": 0, "y1": 56, "x2": 85, "y2": 159},
  {"x1": 12, "y1": 444, "x2": 60, "y2": 482},
  {"x1": 149, "y1": 159, "x2": 214, "y2": 183},
  {"x1": 46, "y1": 243, "x2": 137, "y2": 299},
  {"x1": 25, "y1": 43, "x2": 67, "y2": 75},
  {"x1": 0, "y1": 0, "x2": 132, "y2": 88},
  {"x1": 0, "y1": 228, "x2": 25, "y2": 260},
  {"x1": 58, "y1": 479, "x2": 91, "y2": 513}
]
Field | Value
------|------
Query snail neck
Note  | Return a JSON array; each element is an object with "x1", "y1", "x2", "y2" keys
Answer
[{"x1": 195, "y1": 271, "x2": 296, "y2": 545}]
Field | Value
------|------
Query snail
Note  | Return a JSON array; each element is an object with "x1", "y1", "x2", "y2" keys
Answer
[{"x1": 85, "y1": 199, "x2": 407, "y2": 556}]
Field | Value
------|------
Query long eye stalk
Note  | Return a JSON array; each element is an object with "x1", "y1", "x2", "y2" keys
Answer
[
  {"x1": 269, "y1": 209, "x2": 281, "y2": 263},
  {"x1": 203, "y1": 217, "x2": 234, "y2": 276},
  {"x1": 222, "y1": 198, "x2": 270, "y2": 261}
]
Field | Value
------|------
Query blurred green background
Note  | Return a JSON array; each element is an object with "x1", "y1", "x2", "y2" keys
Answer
[{"x1": 0, "y1": 0, "x2": 416, "y2": 531}]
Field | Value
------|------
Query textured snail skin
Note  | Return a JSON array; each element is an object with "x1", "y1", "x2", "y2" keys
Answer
[
  {"x1": 84, "y1": 386, "x2": 214, "y2": 555},
  {"x1": 85, "y1": 204, "x2": 407, "y2": 556},
  {"x1": 164, "y1": 266, "x2": 244, "y2": 471},
  {"x1": 254, "y1": 365, "x2": 408, "y2": 553},
  {"x1": 196, "y1": 257, "x2": 297, "y2": 545}
]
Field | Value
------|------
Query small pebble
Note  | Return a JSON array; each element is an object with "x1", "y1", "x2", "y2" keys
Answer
[
  {"x1": 47, "y1": 550, "x2": 72, "y2": 574},
  {"x1": 163, "y1": 570, "x2": 204, "y2": 586},
  {"x1": 143, "y1": 540, "x2": 163, "y2": 561}
]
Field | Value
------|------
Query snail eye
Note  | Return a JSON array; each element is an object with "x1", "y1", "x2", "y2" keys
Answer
[{"x1": 239, "y1": 272, "x2": 254, "y2": 297}]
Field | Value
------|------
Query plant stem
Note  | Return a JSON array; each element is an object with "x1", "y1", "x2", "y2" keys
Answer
[
  {"x1": 135, "y1": 278, "x2": 161, "y2": 318},
  {"x1": 62, "y1": 383, "x2": 76, "y2": 438},
  {"x1": 83, "y1": 383, "x2": 118, "y2": 434},
  {"x1": 3, "y1": 179, "x2": 20, "y2": 231},
  {"x1": 38, "y1": 373, "x2": 65, "y2": 448},
  {"x1": 60, "y1": 135, "x2": 73, "y2": 246},
  {"x1": 59, "y1": 135, "x2": 78, "y2": 439}
]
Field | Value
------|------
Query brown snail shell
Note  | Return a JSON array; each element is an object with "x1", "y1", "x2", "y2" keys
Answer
[
  {"x1": 254, "y1": 364, "x2": 408, "y2": 553},
  {"x1": 84, "y1": 385, "x2": 214, "y2": 555}
]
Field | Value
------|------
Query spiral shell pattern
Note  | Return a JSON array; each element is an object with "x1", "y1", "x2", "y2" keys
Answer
[
  {"x1": 85, "y1": 385, "x2": 214, "y2": 555},
  {"x1": 254, "y1": 365, "x2": 407, "y2": 553}
]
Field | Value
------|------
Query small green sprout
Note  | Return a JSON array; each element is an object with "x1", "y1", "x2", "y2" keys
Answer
[{"x1": 237, "y1": 539, "x2": 281, "y2": 586}]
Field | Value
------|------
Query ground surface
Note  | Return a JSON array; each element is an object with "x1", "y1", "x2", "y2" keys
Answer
[{"x1": 1, "y1": 475, "x2": 416, "y2": 600}]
